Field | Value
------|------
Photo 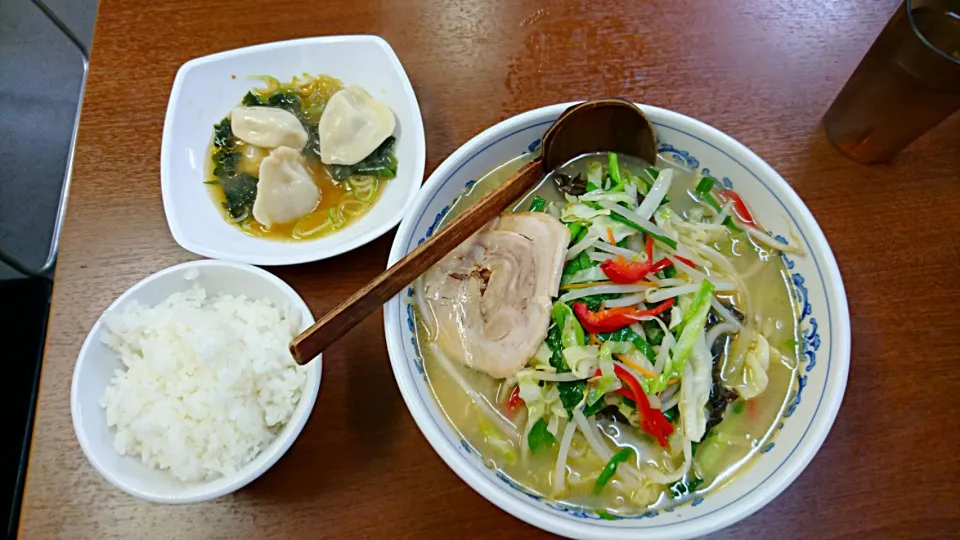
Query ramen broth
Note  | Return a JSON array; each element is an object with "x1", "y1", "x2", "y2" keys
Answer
[{"x1": 412, "y1": 152, "x2": 801, "y2": 514}]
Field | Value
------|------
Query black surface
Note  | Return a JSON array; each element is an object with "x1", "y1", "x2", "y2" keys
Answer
[{"x1": 0, "y1": 278, "x2": 51, "y2": 539}]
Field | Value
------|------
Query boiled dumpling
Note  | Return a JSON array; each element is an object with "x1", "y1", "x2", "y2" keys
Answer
[
  {"x1": 231, "y1": 106, "x2": 308, "y2": 150},
  {"x1": 238, "y1": 143, "x2": 268, "y2": 175},
  {"x1": 253, "y1": 147, "x2": 320, "y2": 227},
  {"x1": 317, "y1": 85, "x2": 395, "y2": 165}
]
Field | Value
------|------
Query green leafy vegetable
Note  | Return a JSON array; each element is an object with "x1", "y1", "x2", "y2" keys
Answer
[
  {"x1": 594, "y1": 447, "x2": 636, "y2": 494},
  {"x1": 241, "y1": 89, "x2": 302, "y2": 114},
  {"x1": 330, "y1": 136, "x2": 398, "y2": 181},
  {"x1": 546, "y1": 323, "x2": 588, "y2": 415},
  {"x1": 562, "y1": 251, "x2": 595, "y2": 278},
  {"x1": 596, "y1": 327, "x2": 655, "y2": 362},
  {"x1": 546, "y1": 324, "x2": 565, "y2": 370},
  {"x1": 213, "y1": 118, "x2": 234, "y2": 149},
  {"x1": 302, "y1": 121, "x2": 322, "y2": 159},
  {"x1": 669, "y1": 474, "x2": 704, "y2": 498},
  {"x1": 641, "y1": 320, "x2": 665, "y2": 346},
  {"x1": 552, "y1": 302, "x2": 585, "y2": 348},
  {"x1": 211, "y1": 117, "x2": 257, "y2": 218},
  {"x1": 583, "y1": 398, "x2": 608, "y2": 417},
  {"x1": 241, "y1": 91, "x2": 261, "y2": 107},
  {"x1": 662, "y1": 406, "x2": 679, "y2": 423},
  {"x1": 557, "y1": 381, "x2": 587, "y2": 413},
  {"x1": 528, "y1": 418, "x2": 557, "y2": 452},
  {"x1": 578, "y1": 294, "x2": 620, "y2": 312},
  {"x1": 566, "y1": 222, "x2": 583, "y2": 245},
  {"x1": 529, "y1": 196, "x2": 547, "y2": 212},
  {"x1": 221, "y1": 173, "x2": 258, "y2": 219},
  {"x1": 213, "y1": 148, "x2": 240, "y2": 178}
]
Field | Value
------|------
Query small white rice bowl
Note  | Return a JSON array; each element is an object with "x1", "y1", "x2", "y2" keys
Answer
[{"x1": 72, "y1": 260, "x2": 322, "y2": 503}]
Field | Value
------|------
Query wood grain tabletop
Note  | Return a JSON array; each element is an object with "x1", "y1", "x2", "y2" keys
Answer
[{"x1": 19, "y1": 0, "x2": 960, "y2": 538}]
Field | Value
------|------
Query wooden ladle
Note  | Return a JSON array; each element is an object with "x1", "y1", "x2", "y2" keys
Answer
[{"x1": 290, "y1": 99, "x2": 658, "y2": 365}]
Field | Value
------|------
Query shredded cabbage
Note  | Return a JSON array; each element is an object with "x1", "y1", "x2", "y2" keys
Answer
[
  {"x1": 562, "y1": 346, "x2": 601, "y2": 378},
  {"x1": 561, "y1": 203, "x2": 610, "y2": 223}
]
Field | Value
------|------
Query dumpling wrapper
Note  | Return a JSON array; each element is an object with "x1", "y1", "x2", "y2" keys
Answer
[
  {"x1": 231, "y1": 106, "x2": 308, "y2": 150},
  {"x1": 318, "y1": 85, "x2": 395, "y2": 166},
  {"x1": 252, "y1": 147, "x2": 320, "y2": 227}
]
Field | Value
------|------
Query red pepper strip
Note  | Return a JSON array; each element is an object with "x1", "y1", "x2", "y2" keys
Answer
[
  {"x1": 572, "y1": 299, "x2": 674, "y2": 334},
  {"x1": 506, "y1": 386, "x2": 523, "y2": 416},
  {"x1": 599, "y1": 257, "x2": 653, "y2": 284},
  {"x1": 612, "y1": 365, "x2": 673, "y2": 447},
  {"x1": 717, "y1": 189, "x2": 757, "y2": 227},
  {"x1": 593, "y1": 371, "x2": 672, "y2": 447},
  {"x1": 649, "y1": 257, "x2": 673, "y2": 274},
  {"x1": 644, "y1": 234, "x2": 654, "y2": 262},
  {"x1": 601, "y1": 252, "x2": 693, "y2": 284},
  {"x1": 675, "y1": 255, "x2": 697, "y2": 268}
]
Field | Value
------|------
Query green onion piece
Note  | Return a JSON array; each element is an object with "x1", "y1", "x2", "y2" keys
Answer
[
  {"x1": 594, "y1": 447, "x2": 636, "y2": 494},
  {"x1": 596, "y1": 510, "x2": 618, "y2": 521},
  {"x1": 607, "y1": 153, "x2": 622, "y2": 188},
  {"x1": 702, "y1": 192, "x2": 723, "y2": 212},
  {"x1": 694, "y1": 182, "x2": 741, "y2": 232},
  {"x1": 607, "y1": 213, "x2": 678, "y2": 249},
  {"x1": 529, "y1": 196, "x2": 547, "y2": 212},
  {"x1": 649, "y1": 279, "x2": 715, "y2": 393},
  {"x1": 695, "y1": 176, "x2": 716, "y2": 193}
]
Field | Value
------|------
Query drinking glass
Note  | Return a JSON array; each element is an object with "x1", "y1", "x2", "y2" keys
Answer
[{"x1": 823, "y1": 0, "x2": 960, "y2": 163}]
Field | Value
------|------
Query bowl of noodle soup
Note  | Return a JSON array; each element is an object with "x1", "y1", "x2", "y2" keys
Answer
[{"x1": 384, "y1": 103, "x2": 849, "y2": 539}]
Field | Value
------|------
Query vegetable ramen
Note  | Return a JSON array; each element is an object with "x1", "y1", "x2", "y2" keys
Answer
[
  {"x1": 412, "y1": 151, "x2": 803, "y2": 516},
  {"x1": 207, "y1": 74, "x2": 398, "y2": 241}
]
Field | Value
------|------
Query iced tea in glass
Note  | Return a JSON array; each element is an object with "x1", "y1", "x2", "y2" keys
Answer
[{"x1": 823, "y1": 0, "x2": 960, "y2": 163}]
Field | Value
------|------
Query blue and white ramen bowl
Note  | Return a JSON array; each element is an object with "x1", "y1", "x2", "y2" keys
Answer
[{"x1": 384, "y1": 103, "x2": 850, "y2": 539}]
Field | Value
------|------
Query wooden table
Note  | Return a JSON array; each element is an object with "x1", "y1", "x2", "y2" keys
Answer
[{"x1": 19, "y1": 0, "x2": 960, "y2": 537}]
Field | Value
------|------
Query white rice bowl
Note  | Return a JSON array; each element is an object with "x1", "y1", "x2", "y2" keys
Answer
[
  {"x1": 100, "y1": 285, "x2": 306, "y2": 482},
  {"x1": 72, "y1": 260, "x2": 322, "y2": 503}
]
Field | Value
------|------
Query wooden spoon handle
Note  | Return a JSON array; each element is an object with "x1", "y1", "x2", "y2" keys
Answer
[{"x1": 290, "y1": 159, "x2": 543, "y2": 365}]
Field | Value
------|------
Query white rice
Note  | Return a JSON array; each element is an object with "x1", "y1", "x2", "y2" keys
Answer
[{"x1": 99, "y1": 285, "x2": 307, "y2": 482}]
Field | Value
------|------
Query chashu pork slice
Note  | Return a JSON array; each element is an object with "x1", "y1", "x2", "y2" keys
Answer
[{"x1": 419, "y1": 212, "x2": 570, "y2": 379}]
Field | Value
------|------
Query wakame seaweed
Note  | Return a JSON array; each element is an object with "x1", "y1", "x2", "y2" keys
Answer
[
  {"x1": 213, "y1": 118, "x2": 234, "y2": 149},
  {"x1": 220, "y1": 173, "x2": 258, "y2": 219},
  {"x1": 242, "y1": 89, "x2": 302, "y2": 114},
  {"x1": 330, "y1": 136, "x2": 398, "y2": 181},
  {"x1": 211, "y1": 116, "x2": 256, "y2": 219}
]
